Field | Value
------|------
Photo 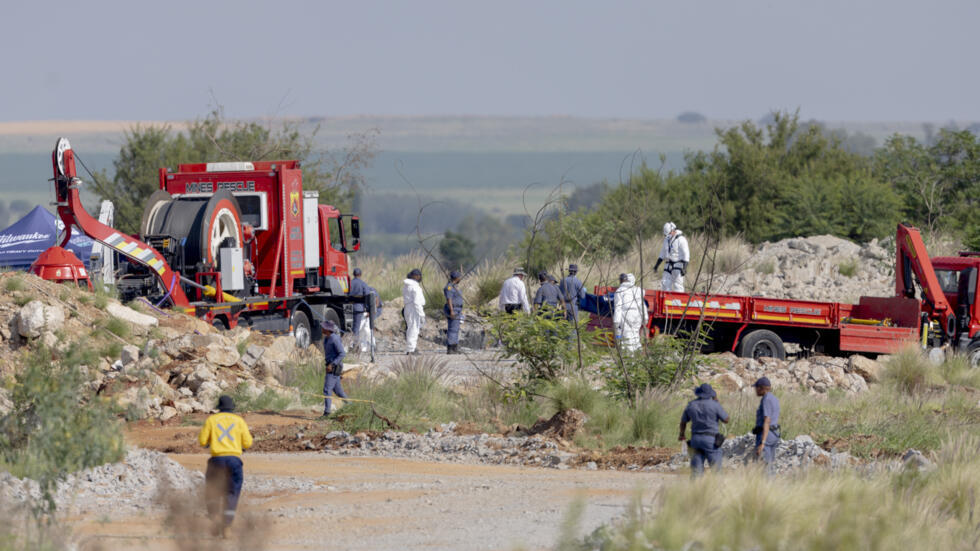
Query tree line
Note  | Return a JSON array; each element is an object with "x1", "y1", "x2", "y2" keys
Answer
[{"x1": 523, "y1": 111, "x2": 980, "y2": 271}]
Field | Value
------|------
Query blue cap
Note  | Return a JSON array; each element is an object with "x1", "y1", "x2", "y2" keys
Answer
[
  {"x1": 353, "y1": 267, "x2": 362, "y2": 277},
  {"x1": 753, "y1": 376, "x2": 772, "y2": 388},
  {"x1": 568, "y1": 264, "x2": 578, "y2": 273},
  {"x1": 408, "y1": 268, "x2": 422, "y2": 278},
  {"x1": 694, "y1": 383, "x2": 716, "y2": 398},
  {"x1": 450, "y1": 270, "x2": 462, "y2": 280},
  {"x1": 322, "y1": 320, "x2": 339, "y2": 333}
]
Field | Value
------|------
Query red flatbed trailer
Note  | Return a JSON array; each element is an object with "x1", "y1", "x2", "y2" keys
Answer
[{"x1": 590, "y1": 288, "x2": 921, "y2": 359}]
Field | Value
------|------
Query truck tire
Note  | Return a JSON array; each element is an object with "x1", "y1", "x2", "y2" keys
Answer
[
  {"x1": 292, "y1": 310, "x2": 312, "y2": 349},
  {"x1": 967, "y1": 340, "x2": 980, "y2": 368},
  {"x1": 212, "y1": 317, "x2": 228, "y2": 330},
  {"x1": 738, "y1": 329, "x2": 786, "y2": 360}
]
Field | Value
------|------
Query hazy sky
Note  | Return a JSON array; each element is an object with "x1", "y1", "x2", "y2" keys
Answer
[{"x1": 2, "y1": 0, "x2": 977, "y2": 122}]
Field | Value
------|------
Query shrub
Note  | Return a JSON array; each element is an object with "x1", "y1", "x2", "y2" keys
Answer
[
  {"x1": 487, "y1": 310, "x2": 576, "y2": 396},
  {"x1": 3, "y1": 276, "x2": 25, "y2": 292},
  {"x1": 0, "y1": 348, "x2": 125, "y2": 515},
  {"x1": 600, "y1": 334, "x2": 695, "y2": 400},
  {"x1": 884, "y1": 347, "x2": 940, "y2": 395},
  {"x1": 754, "y1": 259, "x2": 775, "y2": 275},
  {"x1": 838, "y1": 256, "x2": 860, "y2": 277},
  {"x1": 102, "y1": 318, "x2": 130, "y2": 339},
  {"x1": 228, "y1": 383, "x2": 292, "y2": 412}
]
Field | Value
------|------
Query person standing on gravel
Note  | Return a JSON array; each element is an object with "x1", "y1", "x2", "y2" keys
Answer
[
  {"x1": 679, "y1": 383, "x2": 729, "y2": 477},
  {"x1": 321, "y1": 320, "x2": 348, "y2": 416},
  {"x1": 348, "y1": 268, "x2": 371, "y2": 353},
  {"x1": 199, "y1": 395, "x2": 253, "y2": 538},
  {"x1": 444, "y1": 270, "x2": 464, "y2": 354},
  {"x1": 403, "y1": 268, "x2": 426, "y2": 354},
  {"x1": 613, "y1": 273, "x2": 647, "y2": 352},
  {"x1": 654, "y1": 222, "x2": 690, "y2": 292},
  {"x1": 499, "y1": 268, "x2": 531, "y2": 314},
  {"x1": 753, "y1": 377, "x2": 781, "y2": 471}
]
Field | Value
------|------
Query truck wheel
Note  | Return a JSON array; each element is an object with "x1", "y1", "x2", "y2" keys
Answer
[
  {"x1": 967, "y1": 340, "x2": 980, "y2": 368},
  {"x1": 738, "y1": 329, "x2": 786, "y2": 360},
  {"x1": 292, "y1": 310, "x2": 312, "y2": 349},
  {"x1": 212, "y1": 317, "x2": 228, "y2": 330}
]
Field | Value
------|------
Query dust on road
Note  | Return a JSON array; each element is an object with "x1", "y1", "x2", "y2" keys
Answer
[{"x1": 70, "y1": 453, "x2": 671, "y2": 551}]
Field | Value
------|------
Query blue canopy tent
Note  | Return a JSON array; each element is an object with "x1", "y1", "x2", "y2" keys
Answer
[{"x1": 0, "y1": 206, "x2": 94, "y2": 270}]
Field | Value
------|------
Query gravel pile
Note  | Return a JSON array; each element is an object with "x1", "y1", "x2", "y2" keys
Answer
[
  {"x1": 660, "y1": 434, "x2": 860, "y2": 473},
  {"x1": 320, "y1": 423, "x2": 577, "y2": 468},
  {"x1": 718, "y1": 234, "x2": 893, "y2": 303},
  {"x1": 0, "y1": 449, "x2": 202, "y2": 513}
]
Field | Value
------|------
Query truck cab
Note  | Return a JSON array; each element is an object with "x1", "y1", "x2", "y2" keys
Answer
[{"x1": 931, "y1": 255, "x2": 980, "y2": 353}]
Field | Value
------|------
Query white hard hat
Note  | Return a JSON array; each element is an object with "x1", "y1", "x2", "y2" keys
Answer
[{"x1": 663, "y1": 222, "x2": 677, "y2": 236}]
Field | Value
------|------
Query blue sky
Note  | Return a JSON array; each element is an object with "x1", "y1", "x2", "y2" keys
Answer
[{"x1": 1, "y1": 0, "x2": 977, "y2": 122}]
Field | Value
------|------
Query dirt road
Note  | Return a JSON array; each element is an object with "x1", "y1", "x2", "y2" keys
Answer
[{"x1": 70, "y1": 452, "x2": 671, "y2": 551}]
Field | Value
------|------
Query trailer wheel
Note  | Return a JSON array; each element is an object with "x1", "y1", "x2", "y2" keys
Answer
[
  {"x1": 738, "y1": 329, "x2": 786, "y2": 360},
  {"x1": 292, "y1": 310, "x2": 312, "y2": 349}
]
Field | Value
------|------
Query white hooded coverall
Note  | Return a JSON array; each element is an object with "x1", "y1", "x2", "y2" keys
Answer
[
  {"x1": 402, "y1": 279, "x2": 426, "y2": 353},
  {"x1": 659, "y1": 230, "x2": 690, "y2": 292},
  {"x1": 613, "y1": 273, "x2": 648, "y2": 352}
]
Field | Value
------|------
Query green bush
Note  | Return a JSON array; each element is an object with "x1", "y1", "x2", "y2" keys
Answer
[
  {"x1": 102, "y1": 318, "x2": 130, "y2": 339},
  {"x1": 487, "y1": 310, "x2": 576, "y2": 396},
  {"x1": 3, "y1": 276, "x2": 25, "y2": 292},
  {"x1": 599, "y1": 334, "x2": 695, "y2": 399},
  {"x1": 228, "y1": 383, "x2": 293, "y2": 412},
  {"x1": 755, "y1": 259, "x2": 776, "y2": 275},
  {"x1": 0, "y1": 348, "x2": 125, "y2": 515},
  {"x1": 838, "y1": 257, "x2": 859, "y2": 277},
  {"x1": 884, "y1": 347, "x2": 940, "y2": 395}
]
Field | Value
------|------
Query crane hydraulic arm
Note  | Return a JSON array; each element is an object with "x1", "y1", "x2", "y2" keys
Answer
[
  {"x1": 896, "y1": 222, "x2": 954, "y2": 331},
  {"x1": 51, "y1": 138, "x2": 192, "y2": 309}
]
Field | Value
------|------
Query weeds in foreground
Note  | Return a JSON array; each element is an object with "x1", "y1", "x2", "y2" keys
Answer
[
  {"x1": 3, "y1": 275, "x2": 26, "y2": 292},
  {"x1": 228, "y1": 383, "x2": 293, "y2": 412},
  {"x1": 560, "y1": 435, "x2": 980, "y2": 551}
]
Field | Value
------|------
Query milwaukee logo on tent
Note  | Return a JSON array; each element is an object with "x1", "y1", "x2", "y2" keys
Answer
[{"x1": 0, "y1": 231, "x2": 52, "y2": 249}]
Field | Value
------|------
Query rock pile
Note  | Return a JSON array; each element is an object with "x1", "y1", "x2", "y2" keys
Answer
[
  {"x1": 317, "y1": 424, "x2": 578, "y2": 469},
  {"x1": 660, "y1": 434, "x2": 858, "y2": 473},
  {"x1": 717, "y1": 234, "x2": 894, "y2": 303},
  {"x1": 0, "y1": 449, "x2": 201, "y2": 513},
  {"x1": 700, "y1": 353, "x2": 883, "y2": 394}
]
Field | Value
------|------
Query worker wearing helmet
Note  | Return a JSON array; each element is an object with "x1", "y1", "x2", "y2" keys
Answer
[
  {"x1": 613, "y1": 273, "x2": 648, "y2": 352},
  {"x1": 654, "y1": 222, "x2": 690, "y2": 292},
  {"x1": 444, "y1": 270, "x2": 464, "y2": 354},
  {"x1": 199, "y1": 395, "x2": 252, "y2": 538},
  {"x1": 403, "y1": 268, "x2": 426, "y2": 354},
  {"x1": 348, "y1": 268, "x2": 371, "y2": 353}
]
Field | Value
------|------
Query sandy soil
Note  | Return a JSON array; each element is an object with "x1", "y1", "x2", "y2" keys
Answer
[{"x1": 68, "y1": 452, "x2": 671, "y2": 551}]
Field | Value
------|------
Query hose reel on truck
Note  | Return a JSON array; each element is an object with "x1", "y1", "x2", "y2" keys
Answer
[{"x1": 139, "y1": 189, "x2": 247, "y2": 297}]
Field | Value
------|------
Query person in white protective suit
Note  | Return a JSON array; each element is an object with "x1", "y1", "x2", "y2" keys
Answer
[
  {"x1": 654, "y1": 222, "x2": 690, "y2": 292},
  {"x1": 402, "y1": 268, "x2": 426, "y2": 354},
  {"x1": 613, "y1": 273, "x2": 648, "y2": 352}
]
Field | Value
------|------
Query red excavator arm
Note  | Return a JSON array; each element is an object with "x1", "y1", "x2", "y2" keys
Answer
[
  {"x1": 51, "y1": 138, "x2": 192, "y2": 309},
  {"x1": 895, "y1": 222, "x2": 954, "y2": 329}
]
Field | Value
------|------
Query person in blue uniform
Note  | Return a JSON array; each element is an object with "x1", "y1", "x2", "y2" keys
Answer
[
  {"x1": 321, "y1": 321, "x2": 347, "y2": 417},
  {"x1": 443, "y1": 270, "x2": 464, "y2": 354},
  {"x1": 753, "y1": 376, "x2": 781, "y2": 471},
  {"x1": 559, "y1": 264, "x2": 585, "y2": 325},
  {"x1": 679, "y1": 383, "x2": 729, "y2": 476},
  {"x1": 348, "y1": 268, "x2": 371, "y2": 352}
]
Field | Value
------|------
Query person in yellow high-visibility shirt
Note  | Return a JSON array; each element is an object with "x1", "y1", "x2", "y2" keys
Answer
[{"x1": 199, "y1": 395, "x2": 253, "y2": 537}]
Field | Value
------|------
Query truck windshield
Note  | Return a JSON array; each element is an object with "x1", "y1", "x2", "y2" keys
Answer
[{"x1": 935, "y1": 269, "x2": 959, "y2": 295}]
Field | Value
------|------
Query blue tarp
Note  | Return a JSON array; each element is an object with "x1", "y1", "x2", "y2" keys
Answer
[{"x1": 0, "y1": 206, "x2": 94, "y2": 270}]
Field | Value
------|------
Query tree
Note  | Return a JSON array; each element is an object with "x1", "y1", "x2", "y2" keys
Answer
[
  {"x1": 91, "y1": 107, "x2": 375, "y2": 234},
  {"x1": 438, "y1": 230, "x2": 476, "y2": 271}
]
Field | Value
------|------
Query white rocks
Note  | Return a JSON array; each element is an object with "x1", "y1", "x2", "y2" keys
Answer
[
  {"x1": 121, "y1": 345, "x2": 140, "y2": 367},
  {"x1": 106, "y1": 302, "x2": 158, "y2": 327},
  {"x1": 240, "y1": 344, "x2": 265, "y2": 369},
  {"x1": 16, "y1": 300, "x2": 64, "y2": 338},
  {"x1": 195, "y1": 381, "x2": 222, "y2": 408},
  {"x1": 0, "y1": 387, "x2": 12, "y2": 416},
  {"x1": 703, "y1": 353, "x2": 876, "y2": 394},
  {"x1": 158, "y1": 406, "x2": 177, "y2": 422},
  {"x1": 205, "y1": 343, "x2": 240, "y2": 367},
  {"x1": 848, "y1": 355, "x2": 884, "y2": 383}
]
